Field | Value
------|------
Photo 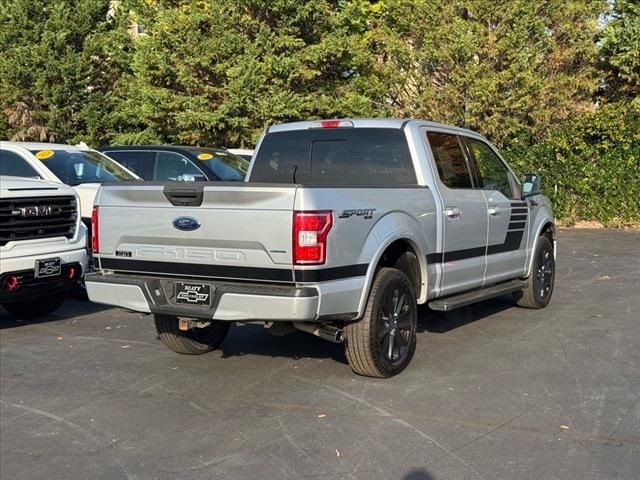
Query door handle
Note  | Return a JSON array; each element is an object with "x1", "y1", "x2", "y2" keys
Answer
[
  {"x1": 488, "y1": 206, "x2": 501, "y2": 216},
  {"x1": 445, "y1": 207, "x2": 461, "y2": 219}
]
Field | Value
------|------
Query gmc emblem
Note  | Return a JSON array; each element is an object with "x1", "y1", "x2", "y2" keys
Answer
[{"x1": 13, "y1": 205, "x2": 63, "y2": 217}]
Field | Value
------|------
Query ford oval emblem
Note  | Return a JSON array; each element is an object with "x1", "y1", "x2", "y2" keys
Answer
[{"x1": 173, "y1": 216, "x2": 201, "y2": 231}]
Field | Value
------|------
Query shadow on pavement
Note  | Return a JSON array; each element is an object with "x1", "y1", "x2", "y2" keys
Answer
[
  {"x1": 220, "y1": 324, "x2": 349, "y2": 364},
  {"x1": 220, "y1": 294, "x2": 519, "y2": 365},
  {"x1": 0, "y1": 298, "x2": 109, "y2": 330},
  {"x1": 403, "y1": 469, "x2": 435, "y2": 480},
  {"x1": 419, "y1": 293, "x2": 516, "y2": 333}
]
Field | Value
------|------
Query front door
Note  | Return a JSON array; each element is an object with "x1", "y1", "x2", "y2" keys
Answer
[
  {"x1": 425, "y1": 131, "x2": 488, "y2": 296},
  {"x1": 464, "y1": 137, "x2": 528, "y2": 284}
]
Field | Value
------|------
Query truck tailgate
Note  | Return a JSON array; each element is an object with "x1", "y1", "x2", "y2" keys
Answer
[{"x1": 95, "y1": 183, "x2": 296, "y2": 283}]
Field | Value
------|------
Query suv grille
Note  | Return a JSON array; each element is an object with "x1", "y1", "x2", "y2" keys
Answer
[{"x1": 0, "y1": 196, "x2": 77, "y2": 246}]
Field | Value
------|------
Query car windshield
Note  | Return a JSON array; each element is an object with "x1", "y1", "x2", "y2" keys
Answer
[
  {"x1": 188, "y1": 149, "x2": 248, "y2": 181},
  {"x1": 30, "y1": 149, "x2": 137, "y2": 185}
]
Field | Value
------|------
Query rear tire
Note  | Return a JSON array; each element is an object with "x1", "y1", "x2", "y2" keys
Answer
[
  {"x1": 3, "y1": 293, "x2": 66, "y2": 319},
  {"x1": 344, "y1": 267, "x2": 417, "y2": 378},
  {"x1": 514, "y1": 234, "x2": 555, "y2": 309},
  {"x1": 154, "y1": 314, "x2": 230, "y2": 355}
]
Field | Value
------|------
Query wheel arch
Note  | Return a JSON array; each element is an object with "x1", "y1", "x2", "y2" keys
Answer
[
  {"x1": 356, "y1": 233, "x2": 429, "y2": 318},
  {"x1": 525, "y1": 217, "x2": 557, "y2": 277}
]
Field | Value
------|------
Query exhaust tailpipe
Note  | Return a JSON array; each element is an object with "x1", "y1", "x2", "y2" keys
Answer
[{"x1": 293, "y1": 323, "x2": 344, "y2": 343}]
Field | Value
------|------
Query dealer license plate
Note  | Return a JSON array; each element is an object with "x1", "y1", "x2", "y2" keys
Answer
[
  {"x1": 175, "y1": 282, "x2": 212, "y2": 306},
  {"x1": 35, "y1": 258, "x2": 61, "y2": 279}
]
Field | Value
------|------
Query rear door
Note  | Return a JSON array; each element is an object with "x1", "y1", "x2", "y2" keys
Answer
[
  {"x1": 95, "y1": 183, "x2": 297, "y2": 283},
  {"x1": 424, "y1": 131, "x2": 488, "y2": 296},
  {"x1": 464, "y1": 137, "x2": 528, "y2": 284}
]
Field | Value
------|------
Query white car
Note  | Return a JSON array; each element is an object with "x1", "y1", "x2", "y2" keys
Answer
[
  {"x1": 0, "y1": 142, "x2": 140, "y2": 223},
  {"x1": 1, "y1": 176, "x2": 88, "y2": 318}
]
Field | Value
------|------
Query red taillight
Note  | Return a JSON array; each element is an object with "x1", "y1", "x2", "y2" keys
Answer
[
  {"x1": 91, "y1": 206, "x2": 99, "y2": 253},
  {"x1": 68, "y1": 266, "x2": 76, "y2": 280},
  {"x1": 293, "y1": 211, "x2": 333, "y2": 265}
]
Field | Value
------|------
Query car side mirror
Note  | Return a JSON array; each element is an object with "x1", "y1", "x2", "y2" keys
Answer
[{"x1": 522, "y1": 173, "x2": 541, "y2": 198}]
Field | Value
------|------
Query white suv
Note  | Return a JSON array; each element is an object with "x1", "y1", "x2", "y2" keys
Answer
[
  {"x1": 0, "y1": 142, "x2": 140, "y2": 223},
  {"x1": 0, "y1": 176, "x2": 88, "y2": 318}
]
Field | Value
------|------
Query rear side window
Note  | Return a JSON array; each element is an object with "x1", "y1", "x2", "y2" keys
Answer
[
  {"x1": 426, "y1": 132, "x2": 473, "y2": 189},
  {"x1": 251, "y1": 128, "x2": 416, "y2": 186},
  {"x1": 103, "y1": 151, "x2": 156, "y2": 180},
  {"x1": 0, "y1": 150, "x2": 41, "y2": 178}
]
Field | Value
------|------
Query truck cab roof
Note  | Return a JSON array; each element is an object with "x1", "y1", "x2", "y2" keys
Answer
[{"x1": 266, "y1": 118, "x2": 486, "y2": 139}]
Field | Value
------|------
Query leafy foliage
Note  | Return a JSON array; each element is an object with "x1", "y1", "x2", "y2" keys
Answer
[
  {"x1": 0, "y1": 0, "x2": 638, "y2": 224},
  {"x1": 0, "y1": 0, "x2": 133, "y2": 144},
  {"x1": 504, "y1": 102, "x2": 640, "y2": 226},
  {"x1": 364, "y1": 0, "x2": 605, "y2": 146},
  {"x1": 598, "y1": 0, "x2": 640, "y2": 103}
]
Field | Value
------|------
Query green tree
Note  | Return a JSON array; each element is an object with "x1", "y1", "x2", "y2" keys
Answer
[
  {"x1": 598, "y1": 0, "x2": 640, "y2": 103},
  {"x1": 504, "y1": 101, "x2": 640, "y2": 226},
  {"x1": 0, "y1": 0, "x2": 133, "y2": 144},
  {"x1": 364, "y1": 0, "x2": 606, "y2": 146},
  {"x1": 113, "y1": 0, "x2": 378, "y2": 146}
]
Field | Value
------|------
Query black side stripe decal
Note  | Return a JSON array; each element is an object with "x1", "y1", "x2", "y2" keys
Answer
[
  {"x1": 426, "y1": 202, "x2": 528, "y2": 263},
  {"x1": 295, "y1": 264, "x2": 368, "y2": 282},
  {"x1": 99, "y1": 258, "x2": 370, "y2": 283},
  {"x1": 443, "y1": 246, "x2": 487, "y2": 263},
  {"x1": 100, "y1": 258, "x2": 295, "y2": 283},
  {"x1": 487, "y1": 231, "x2": 524, "y2": 254}
]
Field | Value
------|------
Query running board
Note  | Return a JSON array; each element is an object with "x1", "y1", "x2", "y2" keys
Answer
[{"x1": 428, "y1": 280, "x2": 527, "y2": 312}]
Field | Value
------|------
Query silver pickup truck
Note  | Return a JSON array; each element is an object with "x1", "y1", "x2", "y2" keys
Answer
[{"x1": 86, "y1": 119, "x2": 556, "y2": 377}]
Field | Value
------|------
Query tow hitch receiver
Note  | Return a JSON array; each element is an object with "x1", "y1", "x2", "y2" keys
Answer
[{"x1": 178, "y1": 318, "x2": 212, "y2": 331}]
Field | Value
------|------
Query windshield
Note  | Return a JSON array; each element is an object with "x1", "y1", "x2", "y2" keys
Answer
[
  {"x1": 30, "y1": 149, "x2": 137, "y2": 185},
  {"x1": 188, "y1": 149, "x2": 248, "y2": 181},
  {"x1": 0, "y1": 150, "x2": 42, "y2": 179}
]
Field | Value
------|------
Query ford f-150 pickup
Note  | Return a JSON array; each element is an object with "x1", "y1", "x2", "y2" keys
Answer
[{"x1": 86, "y1": 119, "x2": 556, "y2": 377}]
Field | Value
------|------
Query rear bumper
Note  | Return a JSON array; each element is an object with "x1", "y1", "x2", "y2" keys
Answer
[{"x1": 85, "y1": 272, "x2": 320, "y2": 321}]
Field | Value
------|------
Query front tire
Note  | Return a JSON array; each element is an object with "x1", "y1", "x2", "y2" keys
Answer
[
  {"x1": 154, "y1": 314, "x2": 230, "y2": 355},
  {"x1": 514, "y1": 234, "x2": 555, "y2": 309},
  {"x1": 344, "y1": 267, "x2": 417, "y2": 378},
  {"x1": 3, "y1": 293, "x2": 66, "y2": 319}
]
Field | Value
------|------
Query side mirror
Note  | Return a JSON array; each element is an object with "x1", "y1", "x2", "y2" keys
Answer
[{"x1": 522, "y1": 173, "x2": 541, "y2": 198}]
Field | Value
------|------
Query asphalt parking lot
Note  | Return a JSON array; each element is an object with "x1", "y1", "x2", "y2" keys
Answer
[{"x1": 1, "y1": 229, "x2": 639, "y2": 480}]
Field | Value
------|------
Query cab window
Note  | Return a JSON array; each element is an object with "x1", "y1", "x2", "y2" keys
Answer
[
  {"x1": 251, "y1": 128, "x2": 415, "y2": 185},
  {"x1": 426, "y1": 132, "x2": 473, "y2": 189},
  {"x1": 465, "y1": 139, "x2": 515, "y2": 198}
]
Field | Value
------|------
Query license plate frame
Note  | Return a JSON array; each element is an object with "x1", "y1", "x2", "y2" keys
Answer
[
  {"x1": 175, "y1": 282, "x2": 213, "y2": 306},
  {"x1": 35, "y1": 257, "x2": 62, "y2": 279}
]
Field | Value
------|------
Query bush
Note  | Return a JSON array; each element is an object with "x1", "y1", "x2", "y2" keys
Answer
[{"x1": 503, "y1": 101, "x2": 640, "y2": 226}]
